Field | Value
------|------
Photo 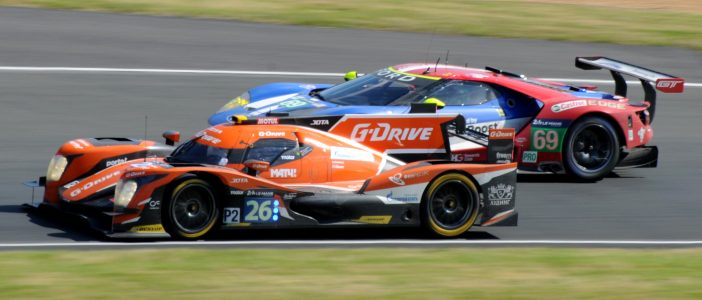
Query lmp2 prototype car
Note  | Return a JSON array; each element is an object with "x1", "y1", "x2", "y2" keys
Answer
[
  {"x1": 210, "y1": 57, "x2": 684, "y2": 180},
  {"x1": 26, "y1": 113, "x2": 518, "y2": 239}
]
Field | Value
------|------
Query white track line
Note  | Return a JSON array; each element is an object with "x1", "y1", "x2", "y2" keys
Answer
[
  {"x1": 2, "y1": 240, "x2": 702, "y2": 248},
  {"x1": 0, "y1": 66, "x2": 700, "y2": 87}
]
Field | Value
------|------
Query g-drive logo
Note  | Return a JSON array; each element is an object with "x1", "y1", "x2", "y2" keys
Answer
[{"x1": 350, "y1": 123, "x2": 433, "y2": 144}]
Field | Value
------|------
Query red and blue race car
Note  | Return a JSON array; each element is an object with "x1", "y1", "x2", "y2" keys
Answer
[{"x1": 210, "y1": 57, "x2": 684, "y2": 180}]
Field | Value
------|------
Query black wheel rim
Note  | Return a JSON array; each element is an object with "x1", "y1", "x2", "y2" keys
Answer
[
  {"x1": 571, "y1": 125, "x2": 614, "y2": 172},
  {"x1": 429, "y1": 180, "x2": 473, "y2": 229},
  {"x1": 171, "y1": 184, "x2": 215, "y2": 234}
]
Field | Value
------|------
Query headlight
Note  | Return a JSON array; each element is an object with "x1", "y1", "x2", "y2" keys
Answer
[
  {"x1": 217, "y1": 92, "x2": 250, "y2": 112},
  {"x1": 46, "y1": 155, "x2": 68, "y2": 182},
  {"x1": 114, "y1": 180, "x2": 138, "y2": 208}
]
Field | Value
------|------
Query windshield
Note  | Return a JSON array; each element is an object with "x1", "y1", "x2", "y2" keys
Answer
[
  {"x1": 169, "y1": 139, "x2": 230, "y2": 166},
  {"x1": 319, "y1": 68, "x2": 439, "y2": 106},
  {"x1": 389, "y1": 80, "x2": 500, "y2": 106}
]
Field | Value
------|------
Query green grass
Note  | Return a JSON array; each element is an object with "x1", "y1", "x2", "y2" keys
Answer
[
  {"x1": 1, "y1": 0, "x2": 701, "y2": 50},
  {"x1": 2, "y1": 248, "x2": 702, "y2": 299}
]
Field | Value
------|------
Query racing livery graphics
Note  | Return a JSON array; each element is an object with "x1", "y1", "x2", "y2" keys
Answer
[
  {"x1": 210, "y1": 57, "x2": 684, "y2": 180},
  {"x1": 26, "y1": 114, "x2": 517, "y2": 239}
]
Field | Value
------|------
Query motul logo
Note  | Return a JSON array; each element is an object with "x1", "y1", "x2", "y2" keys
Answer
[
  {"x1": 257, "y1": 118, "x2": 278, "y2": 125},
  {"x1": 656, "y1": 79, "x2": 684, "y2": 93},
  {"x1": 350, "y1": 123, "x2": 433, "y2": 144}
]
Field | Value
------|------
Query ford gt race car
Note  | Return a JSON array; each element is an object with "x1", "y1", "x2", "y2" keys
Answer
[
  {"x1": 25, "y1": 113, "x2": 518, "y2": 239},
  {"x1": 210, "y1": 57, "x2": 684, "y2": 180}
]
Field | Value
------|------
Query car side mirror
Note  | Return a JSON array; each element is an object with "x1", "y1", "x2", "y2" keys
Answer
[
  {"x1": 424, "y1": 97, "x2": 446, "y2": 109},
  {"x1": 244, "y1": 160, "x2": 270, "y2": 174},
  {"x1": 162, "y1": 130, "x2": 180, "y2": 146},
  {"x1": 343, "y1": 71, "x2": 358, "y2": 81}
]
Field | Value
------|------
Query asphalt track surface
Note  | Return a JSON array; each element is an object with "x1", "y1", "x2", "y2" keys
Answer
[{"x1": 0, "y1": 7, "x2": 701, "y2": 247}]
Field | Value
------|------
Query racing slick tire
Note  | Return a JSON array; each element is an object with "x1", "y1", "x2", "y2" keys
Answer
[
  {"x1": 422, "y1": 173, "x2": 480, "y2": 237},
  {"x1": 162, "y1": 178, "x2": 219, "y2": 240},
  {"x1": 563, "y1": 116, "x2": 621, "y2": 181}
]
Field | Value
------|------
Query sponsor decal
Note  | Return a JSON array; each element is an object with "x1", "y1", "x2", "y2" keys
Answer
[
  {"x1": 353, "y1": 215, "x2": 392, "y2": 224},
  {"x1": 257, "y1": 117, "x2": 279, "y2": 125},
  {"x1": 638, "y1": 128, "x2": 646, "y2": 142},
  {"x1": 467, "y1": 122, "x2": 500, "y2": 134},
  {"x1": 628, "y1": 129, "x2": 634, "y2": 141},
  {"x1": 270, "y1": 168, "x2": 297, "y2": 178},
  {"x1": 63, "y1": 180, "x2": 79, "y2": 189},
  {"x1": 656, "y1": 79, "x2": 684, "y2": 93},
  {"x1": 522, "y1": 151, "x2": 538, "y2": 163},
  {"x1": 223, "y1": 207, "x2": 241, "y2": 224},
  {"x1": 246, "y1": 190, "x2": 274, "y2": 197},
  {"x1": 495, "y1": 152, "x2": 512, "y2": 163},
  {"x1": 330, "y1": 146, "x2": 375, "y2": 162},
  {"x1": 488, "y1": 183, "x2": 514, "y2": 206},
  {"x1": 388, "y1": 171, "x2": 429, "y2": 185},
  {"x1": 465, "y1": 117, "x2": 479, "y2": 124},
  {"x1": 279, "y1": 98, "x2": 308, "y2": 108},
  {"x1": 311, "y1": 119, "x2": 330, "y2": 126},
  {"x1": 207, "y1": 127, "x2": 223, "y2": 134},
  {"x1": 230, "y1": 190, "x2": 245, "y2": 195},
  {"x1": 231, "y1": 177, "x2": 249, "y2": 183},
  {"x1": 496, "y1": 108, "x2": 505, "y2": 117},
  {"x1": 551, "y1": 100, "x2": 587, "y2": 112},
  {"x1": 147, "y1": 199, "x2": 160, "y2": 210},
  {"x1": 128, "y1": 224, "x2": 165, "y2": 233},
  {"x1": 385, "y1": 191, "x2": 418, "y2": 203},
  {"x1": 69, "y1": 171, "x2": 121, "y2": 197},
  {"x1": 69, "y1": 140, "x2": 84, "y2": 149},
  {"x1": 125, "y1": 171, "x2": 145, "y2": 178},
  {"x1": 451, "y1": 153, "x2": 481, "y2": 162},
  {"x1": 489, "y1": 128, "x2": 514, "y2": 140},
  {"x1": 105, "y1": 157, "x2": 128, "y2": 167},
  {"x1": 350, "y1": 123, "x2": 433, "y2": 144},
  {"x1": 279, "y1": 155, "x2": 296, "y2": 160},
  {"x1": 388, "y1": 173, "x2": 405, "y2": 185},
  {"x1": 283, "y1": 193, "x2": 297, "y2": 200},
  {"x1": 531, "y1": 119, "x2": 568, "y2": 128},
  {"x1": 200, "y1": 134, "x2": 221, "y2": 144},
  {"x1": 376, "y1": 69, "x2": 417, "y2": 82},
  {"x1": 552, "y1": 99, "x2": 626, "y2": 113},
  {"x1": 331, "y1": 161, "x2": 345, "y2": 169},
  {"x1": 258, "y1": 131, "x2": 286, "y2": 137}
]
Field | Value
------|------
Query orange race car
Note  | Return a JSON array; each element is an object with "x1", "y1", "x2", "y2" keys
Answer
[{"x1": 26, "y1": 112, "x2": 518, "y2": 239}]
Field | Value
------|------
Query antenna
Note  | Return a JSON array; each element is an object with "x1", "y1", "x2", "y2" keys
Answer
[
  {"x1": 143, "y1": 115, "x2": 148, "y2": 162},
  {"x1": 434, "y1": 57, "x2": 441, "y2": 73},
  {"x1": 444, "y1": 50, "x2": 450, "y2": 65}
]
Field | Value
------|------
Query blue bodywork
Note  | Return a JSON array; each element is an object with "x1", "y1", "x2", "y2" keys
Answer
[{"x1": 209, "y1": 80, "x2": 618, "y2": 135}]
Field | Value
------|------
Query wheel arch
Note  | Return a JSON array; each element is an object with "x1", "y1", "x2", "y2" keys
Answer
[{"x1": 569, "y1": 112, "x2": 626, "y2": 149}]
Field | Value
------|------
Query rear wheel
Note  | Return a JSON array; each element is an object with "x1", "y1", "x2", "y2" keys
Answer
[
  {"x1": 563, "y1": 116, "x2": 620, "y2": 181},
  {"x1": 422, "y1": 173, "x2": 480, "y2": 237},
  {"x1": 163, "y1": 178, "x2": 219, "y2": 240}
]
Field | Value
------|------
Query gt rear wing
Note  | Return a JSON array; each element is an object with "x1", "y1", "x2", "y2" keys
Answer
[{"x1": 575, "y1": 56, "x2": 685, "y2": 121}]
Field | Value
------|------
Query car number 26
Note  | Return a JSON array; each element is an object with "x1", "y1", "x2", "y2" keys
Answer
[{"x1": 244, "y1": 199, "x2": 280, "y2": 222}]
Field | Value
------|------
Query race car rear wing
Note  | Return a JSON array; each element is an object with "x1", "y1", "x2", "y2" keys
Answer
[{"x1": 575, "y1": 56, "x2": 685, "y2": 122}]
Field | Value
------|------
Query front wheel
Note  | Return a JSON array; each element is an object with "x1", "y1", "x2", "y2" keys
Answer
[
  {"x1": 422, "y1": 173, "x2": 480, "y2": 237},
  {"x1": 563, "y1": 116, "x2": 620, "y2": 181},
  {"x1": 163, "y1": 178, "x2": 219, "y2": 240}
]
